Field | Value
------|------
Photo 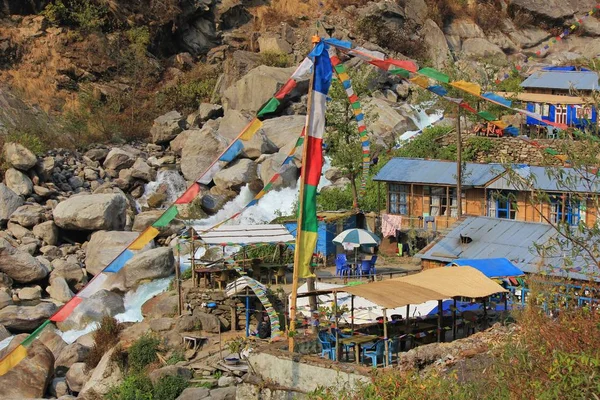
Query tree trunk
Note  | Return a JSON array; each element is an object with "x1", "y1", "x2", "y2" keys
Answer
[
  {"x1": 307, "y1": 277, "x2": 318, "y2": 334},
  {"x1": 350, "y1": 175, "x2": 359, "y2": 210}
]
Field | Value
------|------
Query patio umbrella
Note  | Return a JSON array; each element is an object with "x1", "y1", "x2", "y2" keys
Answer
[{"x1": 333, "y1": 229, "x2": 381, "y2": 271}]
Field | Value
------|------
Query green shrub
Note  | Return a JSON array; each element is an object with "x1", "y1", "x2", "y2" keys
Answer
[
  {"x1": 128, "y1": 335, "x2": 160, "y2": 372},
  {"x1": 181, "y1": 268, "x2": 192, "y2": 280},
  {"x1": 166, "y1": 350, "x2": 185, "y2": 365},
  {"x1": 105, "y1": 373, "x2": 154, "y2": 400},
  {"x1": 4, "y1": 131, "x2": 46, "y2": 155},
  {"x1": 42, "y1": 0, "x2": 109, "y2": 32},
  {"x1": 260, "y1": 51, "x2": 292, "y2": 67},
  {"x1": 156, "y1": 64, "x2": 220, "y2": 115},
  {"x1": 152, "y1": 375, "x2": 188, "y2": 400}
]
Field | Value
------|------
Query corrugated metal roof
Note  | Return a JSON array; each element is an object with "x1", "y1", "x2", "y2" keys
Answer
[
  {"x1": 373, "y1": 158, "x2": 502, "y2": 186},
  {"x1": 487, "y1": 165, "x2": 600, "y2": 193},
  {"x1": 520, "y1": 70, "x2": 599, "y2": 91},
  {"x1": 196, "y1": 224, "x2": 295, "y2": 245},
  {"x1": 418, "y1": 216, "x2": 598, "y2": 281}
]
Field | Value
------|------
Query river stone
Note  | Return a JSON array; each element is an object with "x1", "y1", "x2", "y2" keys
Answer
[
  {"x1": 258, "y1": 115, "x2": 305, "y2": 154},
  {"x1": 18, "y1": 285, "x2": 42, "y2": 301},
  {"x1": 84, "y1": 148, "x2": 109, "y2": 162},
  {"x1": 141, "y1": 292, "x2": 179, "y2": 319},
  {"x1": 51, "y1": 257, "x2": 86, "y2": 290},
  {"x1": 9, "y1": 204, "x2": 45, "y2": 228},
  {"x1": 217, "y1": 110, "x2": 278, "y2": 159},
  {"x1": 0, "y1": 324, "x2": 10, "y2": 341},
  {"x1": 0, "y1": 290, "x2": 13, "y2": 310},
  {"x1": 148, "y1": 365, "x2": 192, "y2": 384},
  {"x1": 49, "y1": 377, "x2": 68, "y2": 398},
  {"x1": 223, "y1": 65, "x2": 300, "y2": 112},
  {"x1": 180, "y1": 126, "x2": 228, "y2": 181},
  {"x1": 0, "y1": 238, "x2": 49, "y2": 283},
  {"x1": 114, "y1": 247, "x2": 175, "y2": 290},
  {"x1": 0, "y1": 333, "x2": 54, "y2": 399},
  {"x1": 38, "y1": 327, "x2": 68, "y2": 360},
  {"x1": 209, "y1": 386, "x2": 237, "y2": 400},
  {"x1": 57, "y1": 290, "x2": 125, "y2": 331},
  {"x1": 151, "y1": 110, "x2": 186, "y2": 144},
  {"x1": 33, "y1": 220, "x2": 59, "y2": 246},
  {"x1": 5, "y1": 168, "x2": 33, "y2": 196},
  {"x1": 198, "y1": 103, "x2": 223, "y2": 122},
  {"x1": 192, "y1": 310, "x2": 222, "y2": 333},
  {"x1": 0, "y1": 184, "x2": 23, "y2": 225},
  {"x1": 132, "y1": 210, "x2": 185, "y2": 238},
  {"x1": 0, "y1": 272, "x2": 13, "y2": 289},
  {"x1": 53, "y1": 193, "x2": 128, "y2": 231},
  {"x1": 169, "y1": 129, "x2": 193, "y2": 155},
  {"x1": 176, "y1": 387, "x2": 211, "y2": 400},
  {"x1": 258, "y1": 152, "x2": 299, "y2": 190},
  {"x1": 79, "y1": 346, "x2": 123, "y2": 396},
  {"x1": 85, "y1": 230, "x2": 152, "y2": 276},
  {"x1": 130, "y1": 158, "x2": 156, "y2": 182},
  {"x1": 7, "y1": 222, "x2": 33, "y2": 240},
  {"x1": 103, "y1": 148, "x2": 135, "y2": 172},
  {"x1": 213, "y1": 159, "x2": 259, "y2": 191},
  {"x1": 35, "y1": 157, "x2": 55, "y2": 182},
  {"x1": 55, "y1": 343, "x2": 90, "y2": 377},
  {"x1": 0, "y1": 302, "x2": 57, "y2": 331},
  {"x1": 3, "y1": 142, "x2": 37, "y2": 171},
  {"x1": 47, "y1": 276, "x2": 74, "y2": 303},
  {"x1": 65, "y1": 362, "x2": 88, "y2": 392}
]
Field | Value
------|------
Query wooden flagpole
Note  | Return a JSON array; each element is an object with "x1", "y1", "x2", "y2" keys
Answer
[{"x1": 289, "y1": 37, "x2": 319, "y2": 352}]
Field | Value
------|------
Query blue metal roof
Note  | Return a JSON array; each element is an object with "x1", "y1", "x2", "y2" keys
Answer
[
  {"x1": 373, "y1": 158, "x2": 501, "y2": 186},
  {"x1": 418, "y1": 216, "x2": 599, "y2": 281},
  {"x1": 448, "y1": 258, "x2": 524, "y2": 278},
  {"x1": 487, "y1": 165, "x2": 600, "y2": 193},
  {"x1": 520, "y1": 70, "x2": 599, "y2": 91}
]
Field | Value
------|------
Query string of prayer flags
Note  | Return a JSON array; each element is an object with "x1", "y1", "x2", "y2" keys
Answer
[
  {"x1": 128, "y1": 227, "x2": 159, "y2": 251},
  {"x1": 482, "y1": 92, "x2": 512, "y2": 108},
  {"x1": 104, "y1": 250, "x2": 134, "y2": 273},
  {"x1": 418, "y1": 67, "x2": 450, "y2": 83},
  {"x1": 174, "y1": 183, "x2": 201, "y2": 204},
  {"x1": 152, "y1": 206, "x2": 179, "y2": 228},
  {"x1": 450, "y1": 81, "x2": 481, "y2": 97},
  {"x1": 330, "y1": 54, "x2": 371, "y2": 194}
]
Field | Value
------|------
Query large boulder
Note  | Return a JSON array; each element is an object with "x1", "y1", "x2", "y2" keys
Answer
[
  {"x1": 461, "y1": 38, "x2": 506, "y2": 60},
  {"x1": 362, "y1": 98, "x2": 416, "y2": 146},
  {"x1": 3, "y1": 142, "x2": 37, "y2": 171},
  {"x1": 258, "y1": 152, "x2": 299, "y2": 190},
  {"x1": 420, "y1": 19, "x2": 450, "y2": 70},
  {"x1": 53, "y1": 193, "x2": 128, "y2": 231},
  {"x1": 55, "y1": 343, "x2": 90, "y2": 377},
  {"x1": 148, "y1": 365, "x2": 192, "y2": 384},
  {"x1": 79, "y1": 346, "x2": 123, "y2": 396},
  {"x1": 180, "y1": 126, "x2": 228, "y2": 181},
  {"x1": 0, "y1": 290, "x2": 13, "y2": 310},
  {"x1": 404, "y1": 0, "x2": 428, "y2": 25},
  {"x1": 0, "y1": 184, "x2": 23, "y2": 225},
  {"x1": 169, "y1": 129, "x2": 194, "y2": 155},
  {"x1": 130, "y1": 158, "x2": 156, "y2": 182},
  {"x1": 4, "y1": 168, "x2": 33, "y2": 196},
  {"x1": 213, "y1": 159, "x2": 259, "y2": 191},
  {"x1": 0, "y1": 238, "x2": 49, "y2": 283},
  {"x1": 192, "y1": 310, "x2": 223, "y2": 333},
  {"x1": 176, "y1": 387, "x2": 211, "y2": 400},
  {"x1": 217, "y1": 110, "x2": 278, "y2": 159},
  {"x1": 85, "y1": 230, "x2": 151, "y2": 276},
  {"x1": 47, "y1": 276, "x2": 74, "y2": 303},
  {"x1": 509, "y1": 0, "x2": 581, "y2": 21},
  {"x1": 141, "y1": 292, "x2": 179, "y2": 319},
  {"x1": 0, "y1": 334, "x2": 54, "y2": 399},
  {"x1": 0, "y1": 303, "x2": 57, "y2": 331},
  {"x1": 102, "y1": 148, "x2": 136, "y2": 172},
  {"x1": 258, "y1": 115, "x2": 305, "y2": 154},
  {"x1": 198, "y1": 103, "x2": 223, "y2": 122},
  {"x1": 38, "y1": 327, "x2": 68, "y2": 360},
  {"x1": 113, "y1": 247, "x2": 175, "y2": 289},
  {"x1": 57, "y1": 290, "x2": 125, "y2": 331},
  {"x1": 50, "y1": 257, "x2": 87, "y2": 291},
  {"x1": 65, "y1": 362, "x2": 88, "y2": 392},
  {"x1": 9, "y1": 204, "x2": 45, "y2": 228},
  {"x1": 223, "y1": 65, "x2": 305, "y2": 113},
  {"x1": 132, "y1": 210, "x2": 185, "y2": 238},
  {"x1": 33, "y1": 220, "x2": 59, "y2": 246},
  {"x1": 150, "y1": 110, "x2": 186, "y2": 144},
  {"x1": 257, "y1": 35, "x2": 292, "y2": 54}
]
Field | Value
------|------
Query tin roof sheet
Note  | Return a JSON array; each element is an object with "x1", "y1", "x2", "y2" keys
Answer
[{"x1": 520, "y1": 70, "x2": 599, "y2": 91}]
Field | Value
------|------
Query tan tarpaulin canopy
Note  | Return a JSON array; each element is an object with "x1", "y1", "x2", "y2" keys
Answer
[{"x1": 341, "y1": 266, "x2": 507, "y2": 309}]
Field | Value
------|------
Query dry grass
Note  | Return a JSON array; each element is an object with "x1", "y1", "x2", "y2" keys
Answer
[
  {"x1": 253, "y1": 0, "x2": 322, "y2": 30},
  {"x1": 85, "y1": 316, "x2": 124, "y2": 371}
]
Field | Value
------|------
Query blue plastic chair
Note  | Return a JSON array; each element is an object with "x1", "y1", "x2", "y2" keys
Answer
[
  {"x1": 387, "y1": 336, "x2": 401, "y2": 364},
  {"x1": 335, "y1": 254, "x2": 350, "y2": 277},
  {"x1": 318, "y1": 331, "x2": 336, "y2": 360},
  {"x1": 369, "y1": 256, "x2": 378, "y2": 275},
  {"x1": 362, "y1": 340, "x2": 385, "y2": 367},
  {"x1": 330, "y1": 328, "x2": 355, "y2": 360},
  {"x1": 359, "y1": 260, "x2": 372, "y2": 278}
]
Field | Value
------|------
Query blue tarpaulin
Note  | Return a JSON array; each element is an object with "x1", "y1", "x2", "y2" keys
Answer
[{"x1": 447, "y1": 258, "x2": 524, "y2": 278}]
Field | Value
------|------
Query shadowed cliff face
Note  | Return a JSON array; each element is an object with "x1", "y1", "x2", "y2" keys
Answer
[{"x1": 1, "y1": 0, "x2": 49, "y2": 16}]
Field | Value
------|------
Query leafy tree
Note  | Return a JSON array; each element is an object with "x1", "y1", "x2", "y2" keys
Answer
[{"x1": 324, "y1": 65, "x2": 376, "y2": 209}]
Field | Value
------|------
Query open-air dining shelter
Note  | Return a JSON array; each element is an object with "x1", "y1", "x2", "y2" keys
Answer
[
  {"x1": 190, "y1": 224, "x2": 295, "y2": 288},
  {"x1": 300, "y1": 266, "x2": 507, "y2": 366}
]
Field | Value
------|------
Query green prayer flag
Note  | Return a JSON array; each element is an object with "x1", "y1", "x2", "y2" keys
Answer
[
  {"x1": 418, "y1": 67, "x2": 450, "y2": 83},
  {"x1": 22, "y1": 320, "x2": 51, "y2": 347},
  {"x1": 334, "y1": 65, "x2": 346, "y2": 74},
  {"x1": 389, "y1": 68, "x2": 410, "y2": 78},
  {"x1": 545, "y1": 148, "x2": 559, "y2": 155},
  {"x1": 152, "y1": 206, "x2": 179, "y2": 228},
  {"x1": 351, "y1": 102, "x2": 361, "y2": 110},
  {"x1": 477, "y1": 111, "x2": 497, "y2": 121},
  {"x1": 257, "y1": 98, "x2": 281, "y2": 118}
]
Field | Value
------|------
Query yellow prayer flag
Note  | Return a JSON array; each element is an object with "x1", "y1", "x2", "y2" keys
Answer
[
  {"x1": 410, "y1": 76, "x2": 429, "y2": 88},
  {"x1": 556, "y1": 154, "x2": 569, "y2": 162},
  {"x1": 0, "y1": 344, "x2": 27, "y2": 376},
  {"x1": 338, "y1": 72, "x2": 351, "y2": 82},
  {"x1": 450, "y1": 80, "x2": 481, "y2": 97},
  {"x1": 353, "y1": 108, "x2": 362, "y2": 116},
  {"x1": 297, "y1": 231, "x2": 317, "y2": 278},
  {"x1": 239, "y1": 118, "x2": 263, "y2": 141},
  {"x1": 128, "y1": 227, "x2": 159, "y2": 250},
  {"x1": 492, "y1": 120, "x2": 508, "y2": 129},
  {"x1": 255, "y1": 190, "x2": 266, "y2": 200}
]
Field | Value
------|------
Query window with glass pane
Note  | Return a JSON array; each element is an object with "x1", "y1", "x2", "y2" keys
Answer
[
  {"x1": 488, "y1": 191, "x2": 517, "y2": 219},
  {"x1": 389, "y1": 184, "x2": 408, "y2": 215},
  {"x1": 550, "y1": 194, "x2": 580, "y2": 226}
]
